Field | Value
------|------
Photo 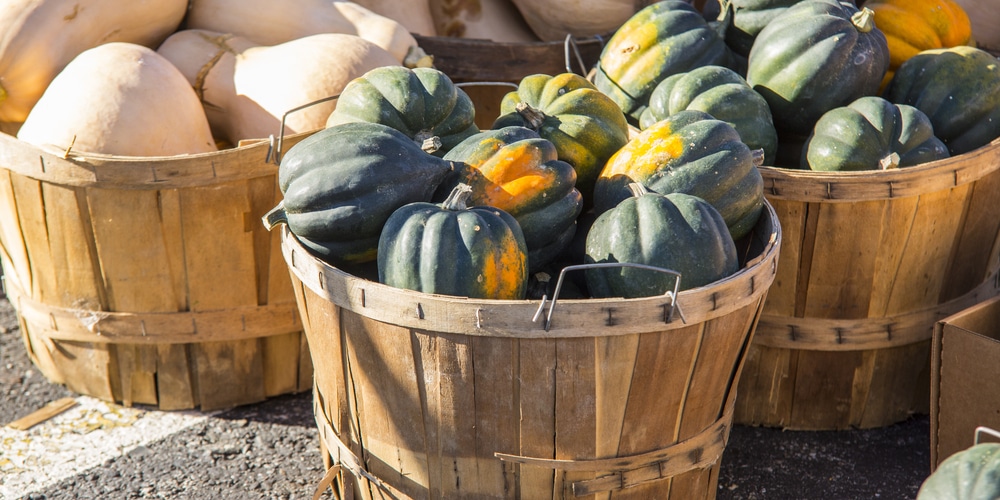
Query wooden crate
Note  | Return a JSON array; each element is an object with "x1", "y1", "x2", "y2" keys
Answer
[
  {"x1": 736, "y1": 138, "x2": 1000, "y2": 430},
  {"x1": 0, "y1": 132, "x2": 312, "y2": 411},
  {"x1": 282, "y1": 201, "x2": 780, "y2": 499}
]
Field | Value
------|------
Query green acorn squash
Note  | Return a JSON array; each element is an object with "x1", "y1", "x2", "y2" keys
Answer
[
  {"x1": 746, "y1": 0, "x2": 889, "y2": 134},
  {"x1": 585, "y1": 183, "x2": 739, "y2": 298},
  {"x1": 592, "y1": 0, "x2": 742, "y2": 124},
  {"x1": 638, "y1": 65, "x2": 778, "y2": 164},
  {"x1": 594, "y1": 110, "x2": 764, "y2": 240},
  {"x1": 492, "y1": 73, "x2": 629, "y2": 206},
  {"x1": 917, "y1": 442, "x2": 1000, "y2": 500},
  {"x1": 325, "y1": 65, "x2": 479, "y2": 155},
  {"x1": 720, "y1": 0, "x2": 807, "y2": 57},
  {"x1": 439, "y1": 126, "x2": 583, "y2": 272},
  {"x1": 378, "y1": 184, "x2": 529, "y2": 300},
  {"x1": 883, "y1": 45, "x2": 1000, "y2": 155},
  {"x1": 266, "y1": 121, "x2": 453, "y2": 265},
  {"x1": 803, "y1": 96, "x2": 950, "y2": 171}
]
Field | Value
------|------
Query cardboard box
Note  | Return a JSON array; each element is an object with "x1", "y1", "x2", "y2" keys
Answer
[{"x1": 931, "y1": 294, "x2": 1000, "y2": 470}]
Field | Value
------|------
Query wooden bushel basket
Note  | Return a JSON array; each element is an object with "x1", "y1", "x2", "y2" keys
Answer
[
  {"x1": 282, "y1": 200, "x2": 780, "y2": 499},
  {"x1": 0, "y1": 132, "x2": 312, "y2": 411},
  {"x1": 736, "y1": 138, "x2": 1000, "y2": 430}
]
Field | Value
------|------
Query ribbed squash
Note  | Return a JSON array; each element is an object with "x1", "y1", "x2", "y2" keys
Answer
[
  {"x1": 803, "y1": 96, "x2": 950, "y2": 171},
  {"x1": 746, "y1": 0, "x2": 889, "y2": 134},
  {"x1": 592, "y1": 0, "x2": 742, "y2": 124},
  {"x1": 492, "y1": 73, "x2": 629, "y2": 206},
  {"x1": 438, "y1": 126, "x2": 583, "y2": 272},
  {"x1": 265, "y1": 122, "x2": 453, "y2": 266},
  {"x1": 594, "y1": 110, "x2": 764, "y2": 240},
  {"x1": 428, "y1": 0, "x2": 538, "y2": 42},
  {"x1": 883, "y1": 45, "x2": 1000, "y2": 155},
  {"x1": 720, "y1": 0, "x2": 807, "y2": 57},
  {"x1": 378, "y1": 184, "x2": 529, "y2": 300},
  {"x1": 585, "y1": 183, "x2": 738, "y2": 298},
  {"x1": 638, "y1": 65, "x2": 778, "y2": 164},
  {"x1": 509, "y1": 0, "x2": 640, "y2": 41},
  {"x1": 326, "y1": 65, "x2": 479, "y2": 156},
  {"x1": 917, "y1": 443, "x2": 1000, "y2": 500},
  {"x1": 865, "y1": 0, "x2": 972, "y2": 88}
]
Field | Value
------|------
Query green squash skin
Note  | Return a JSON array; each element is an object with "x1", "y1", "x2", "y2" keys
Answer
[
  {"x1": 492, "y1": 74, "x2": 629, "y2": 208},
  {"x1": 438, "y1": 129, "x2": 583, "y2": 272},
  {"x1": 585, "y1": 191, "x2": 739, "y2": 298},
  {"x1": 916, "y1": 443, "x2": 1000, "y2": 500},
  {"x1": 326, "y1": 66, "x2": 479, "y2": 156},
  {"x1": 278, "y1": 121, "x2": 453, "y2": 265},
  {"x1": 884, "y1": 45, "x2": 1000, "y2": 156},
  {"x1": 592, "y1": 0, "x2": 742, "y2": 124},
  {"x1": 595, "y1": 110, "x2": 764, "y2": 241},
  {"x1": 723, "y1": 0, "x2": 807, "y2": 57},
  {"x1": 746, "y1": 0, "x2": 889, "y2": 133},
  {"x1": 803, "y1": 96, "x2": 949, "y2": 171},
  {"x1": 638, "y1": 65, "x2": 778, "y2": 165},
  {"x1": 377, "y1": 195, "x2": 529, "y2": 300}
]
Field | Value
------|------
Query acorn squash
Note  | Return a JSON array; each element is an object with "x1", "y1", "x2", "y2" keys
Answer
[
  {"x1": 883, "y1": 45, "x2": 1000, "y2": 155},
  {"x1": 439, "y1": 126, "x2": 583, "y2": 272},
  {"x1": 378, "y1": 184, "x2": 529, "y2": 300},
  {"x1": 592, "y1": 0, "x2": 742, "y2": 124},
  {"x1": 492, "y1": 72, "x2": 629, "y2": 207},
  {"x1": 326, "y1": 65, "x2": 479, "y2": 156},
  {"x1": 917, "y1": 442, "x2": 1000, "y2": 500},
  {"x1": 585, "y1": 183, "x2": 738, "y2": 298},
  {"x1": 746, "y1": 0, "x2": 890, "y2": 134},
  {"x1": 594, "y1": 110, "x2": 764, "y2": 240},
  {"x1": 265, "y1": 121, "x2": 453, "y2": 266},
  {"x1": 720, "y1": 0, "x2": 806, "y2": 57},
  {"x1": 638, "y1": 65, "x2": 778, "y2": 165},
  {"x1": 803, "y1": 96, "x2": 949, "y2": 171}
]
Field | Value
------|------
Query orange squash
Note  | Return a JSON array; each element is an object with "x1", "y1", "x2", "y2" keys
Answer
[{"x1": 865, "y1": 0, "x2": 972, "y2": 86}]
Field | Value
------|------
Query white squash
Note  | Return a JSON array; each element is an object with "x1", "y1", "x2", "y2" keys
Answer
[
  {"x1": 350, "y1": 0, "x2": 437, "y2": 36},
  {"x1": 509, "y1": 0, "x2": 640, "y2": 42},
  {"x1": 157, "y1": 30, "x2": 402, "y2": 144},
  {"x1": 0, "y1": 0, "x2": 188, "y2": 123},
  {"x1": 429, "y1": 0, "x2": 539, "y2": 42},
  {"x1": 16, "y1": 43, "x2": 217, "y2": 156},
  {"x1": 184, "y1": 0, "x2": 432, "y2": 68}
]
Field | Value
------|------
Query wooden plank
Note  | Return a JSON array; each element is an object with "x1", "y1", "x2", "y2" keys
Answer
[
  {"x1": 155, "y1": 343, "x2": 197, "y2": 410},
  {"x1": 114, "y1": 344, "x2": 158, "y2": 406},
  {"x1": 262, "y1": 331, "x2": 302, "y2": 397},
  {"x1": 761, "y1": 197, "x2": 805, "y2": 317},
  {"x1": 789, "y1": 350, "x2": 863, "y2": 430},
  {"x1": 866, "y1": 196, "x2": 918, "y2": 318},
  {"x1": 554, "y1": 337, "x2": 597, "y2": 497},
  {"x1": 472, "y1": 335, "x2": 518, "y2": 498},
  {"x1": 0, "y1": 169, "x2": 33, "y2": 298},
  {"x1": 10, "y1": 174, "x2": 56, "y2": 305},
  {"x1": 594, "y1": 334, "x2": 639, "y2": 459},
  {"x1": 734, "y1": 344, "x2": 797, "y2": 427},
  {"x1": 6, "y1": 397, "x2": 78, "y2": 430},
  {"x1": 855, "y1": 341, "x2": 931, "y2": 428},
  {"x1": 944, "y1": 170, "x2": 1000, "y2": 300},
  {"x1": 518, "y1": 338, "x2": 557, "y2": 499}
]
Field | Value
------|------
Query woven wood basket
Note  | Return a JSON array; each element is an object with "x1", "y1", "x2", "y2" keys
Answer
[
  {"x1": 0, "y1": 131, "x2": 312, "y2": 411},
  {"x1": 736, "y1": 137, "x2": 1000, "y2": 430},
  {"x1": 281, "y1": 199, "x2": 780, "y2": 499}
]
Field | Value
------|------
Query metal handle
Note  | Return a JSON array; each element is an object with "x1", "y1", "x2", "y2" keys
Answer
[
  {"x1": 532, "y1": 262, "x2": 685, "y2": 331},
  {"x1": 266, "y1": 93, "x2": 341, "y2": 165},
  {"x1": 564, "y1": 34, "x2": 598, "y2": 76},
  {"x1": 975, "y1": 426, "x2": 1000, "y2": 445}
]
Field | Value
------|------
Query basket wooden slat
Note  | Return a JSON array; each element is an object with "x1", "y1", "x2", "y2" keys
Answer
[
  {"x1": 0, "y1": 131, "x2": 312, "y2": 411},
  {"x1": 286, "y1": 201, "x2": 781, "y2": 499},
  {"x1": 736, "y1": 138, "x2": 1000, "y2": 430}
]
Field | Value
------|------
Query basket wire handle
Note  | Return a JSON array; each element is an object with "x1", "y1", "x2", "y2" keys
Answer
[
  {"x1": 975, "y1": 426, "x2": 1000, "y2": 445},
  {"x1": 266, "y1": 93, "x2": 341, "y2": 165},
  {"x1": 533, "y1": 262, "x2": 685, "y2": 331},
  {"x1": 564, "y1": 34, "x2": 594, "y2": 76},
  {"x1": 455, "y1": 81, "x2": 519, "y2": 90}
]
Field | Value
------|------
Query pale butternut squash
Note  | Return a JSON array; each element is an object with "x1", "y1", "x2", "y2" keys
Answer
[
  {"x1": 0, "y1": 0, "x2": 188, "y2": 124},
  {"x1": 184, "y1": 0, "x2": 432, "y2": 68},
  {"x1": 16, "y1": 42, "x2": 217, "y2": 156},
  {"x1": 349, "y1": 0, "x2": 437, "y2": 36},
  {"x1": 157, "y1": 30, "x2": 401, "y2": 144},
  {"x1": 429, "y1": 0, "x2": 539, "y2": 42},
  {"x1": 510, "y1": 0, "x2": 642, "y2": 41}
]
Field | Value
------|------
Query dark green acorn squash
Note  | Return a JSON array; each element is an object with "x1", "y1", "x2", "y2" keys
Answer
[
  {"x1": 439, "y1": 126, "x2": 583, "y2": 272},
  {"x1": 378, "y1": 184, "x2": 529, "y2": 300},
  {"x1": 325, "y1": 65, "x2": 479, "y2": 156},
  {"x1": 592, "y1": 0, "x2": 743, "y2": 124},
  {"x1": 638, "y1": 65, "x2": 778, "y2": 164},
  {"x1": 585, "y1": 183, "x2": 739, "y2": 298},
  {"x1": 594, "y1": 110, "x2": 764, "y2": 240},
  {"x1": 719, "y1": 0, "x2": 807, "y2": 57},
  {"x1": 266, "y1": 121, "x2": 453, "y2": 266},
  {"x1": 492, "y1": 73, "x2": 629, "y2": 206},
  {"x1": 883, "y1": 45, "x2": 1000, "y2": 155},
  {"x1": 917, "y1": 442, "x2": 1000, "y2": 500},
  {"x1": 803, "y1": 96, "x2": 949, "y2": 170},
  {"x1": 746, "y1": 0, "x2": 889, "y2": 134}
]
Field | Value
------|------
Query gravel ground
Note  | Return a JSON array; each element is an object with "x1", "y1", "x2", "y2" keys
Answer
[{"x1": 1, "y1": 293, "x2": 931, "y2": 499}]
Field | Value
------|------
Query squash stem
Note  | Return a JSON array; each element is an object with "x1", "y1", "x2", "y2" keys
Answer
[
  {"x1": 442, "y1": 183, "x2": 473, "y2": 210},
  {"x1": 261, "y1": 202, "x2": 288, "y2": 231},
  {"x1": 415, "y1": 132, "x2": 442, "y2": 154},
  {"x1": 879, "y1": 152, "x2": 900, "y2": 170},
  {"x1": 751, "y1": 148, "x2": 765, "y2": 167},
  {"x1": 852, "y1": 7, "x2": 875, "y2": 33},
  {"x1": 515, "y1": 102, "x2": 547, "y2": 130},
  {"x1": 403, "y1": 45, "x2": 434, "y2": 69},
  {"x1": 627, "y1": 182, "x2": 649, "y2": 198}
]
